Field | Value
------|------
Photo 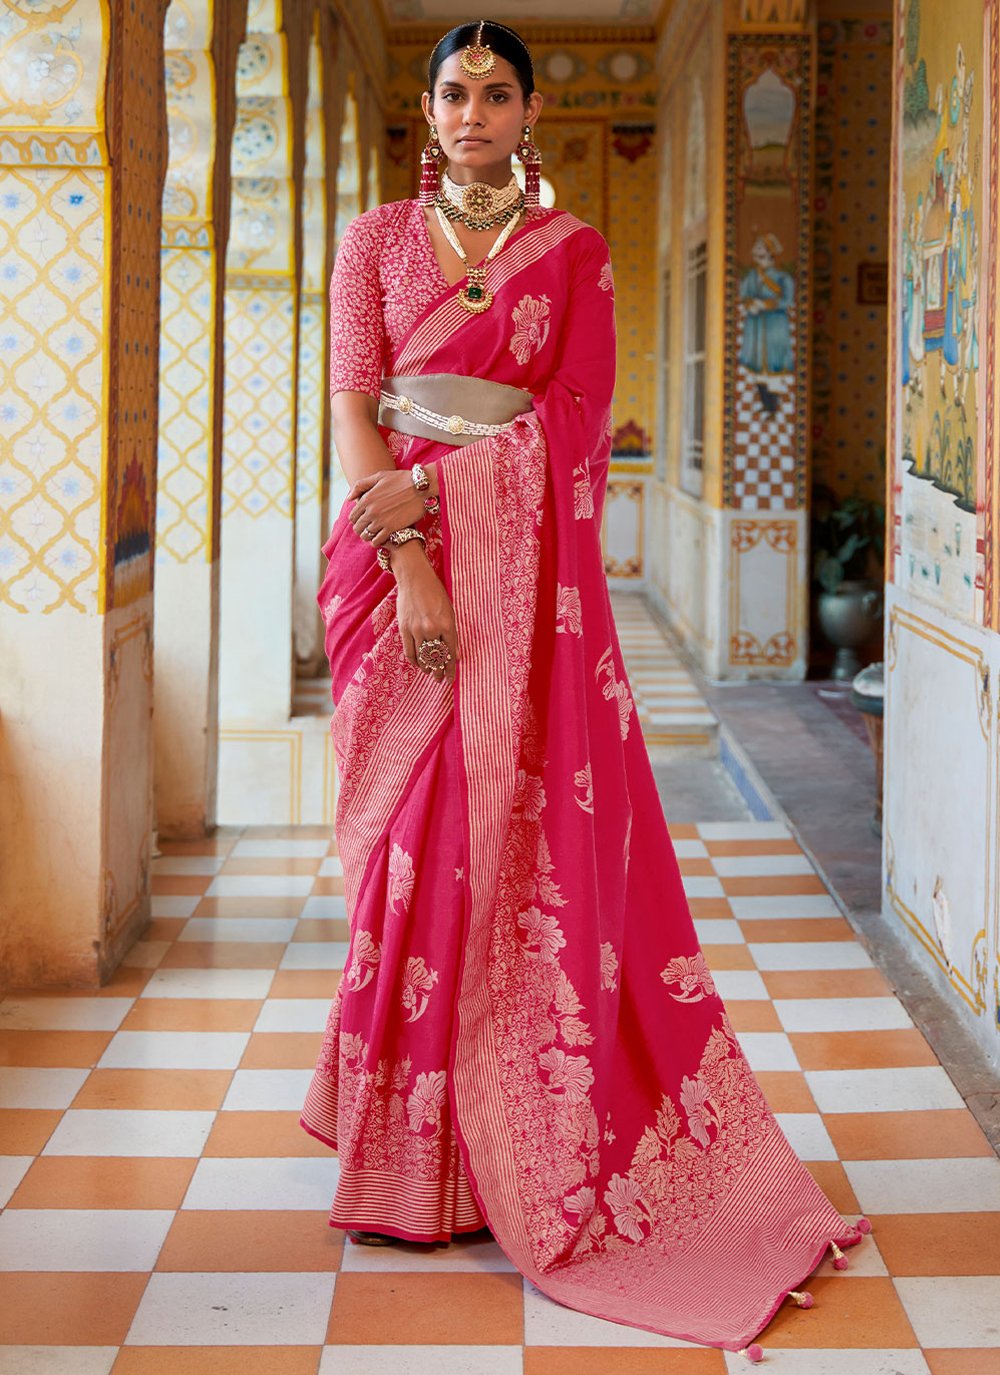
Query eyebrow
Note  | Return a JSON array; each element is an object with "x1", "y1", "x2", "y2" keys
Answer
[{"x1": 438, "y1": 79, "x2": 515, "y2": 91}]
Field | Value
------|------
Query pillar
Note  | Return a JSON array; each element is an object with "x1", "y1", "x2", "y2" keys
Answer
[
  {"x1": 218, "y1": 0, "x2": 305, "y2": 725},
  {"x1": 0, "y1": 0, "x2": 166, "y2": 985},
  {"x1": 154, "y1": 0, "x2": 244, "y2": 838},
  {"x1": 292, "y1": 19, "x2": 332, "y2": 677},
  {"x1": 647, "y1": 0, "x2": 814, "y2": 680}
]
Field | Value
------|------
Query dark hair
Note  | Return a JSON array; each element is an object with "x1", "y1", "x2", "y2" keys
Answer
[{"x1": 428, "y1": 21, "x2": 534, "y2": 100}]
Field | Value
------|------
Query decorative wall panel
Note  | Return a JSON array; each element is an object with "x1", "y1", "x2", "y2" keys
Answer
[
  {"x1": 723, "y1": 32, "x2": 813, "y2": 513},
  {"x1": 883, "y1": 585, "x2": 997, "y2": 1048},
  {"x1": 0, "y1": 165, "x2": 106, "y2": 612},
  {"x1": 726, "y1": 513, "x2": 804, "y2": 671},
  {"x1": 811, "y1": 17, "x2": 893, "y2": 504},
  {"x1": 222, "y1": 287, "x2": 296, "y2": 519},
  {"x1": 105, "y1": 0, "x2": 165, "y2": 612},
  {"x1": 893, "y1": 0, "x2": 987, "y2": 622}
]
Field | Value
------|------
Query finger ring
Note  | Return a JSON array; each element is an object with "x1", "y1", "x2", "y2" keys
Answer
[
  {"x1": 361, "y1": 525, "x2": 375, "y2": 541},
  {"x1": 416, "y1": 636, "x2": 452, "y2": 673}
]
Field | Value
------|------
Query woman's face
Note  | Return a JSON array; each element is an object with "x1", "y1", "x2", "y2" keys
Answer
[{"x1": 422, "y1": 49, "x2": 541, "y2": 174}]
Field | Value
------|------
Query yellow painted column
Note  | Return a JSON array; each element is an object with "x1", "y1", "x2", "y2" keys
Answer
[
  {"x1": 154, "y1": 0, "x2": 244, "y2": 838},
  {"x1": 0, "y1": 0, "x2": 165, "y2": 985},
  {"x1": 292, "y1": 24, "x2": 330, "y2": 677},
  {"x1": 218, "y1": 13, "x2": 300, "y2": 726}
]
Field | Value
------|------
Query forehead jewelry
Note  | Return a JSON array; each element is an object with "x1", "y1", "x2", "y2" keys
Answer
[{"x1": 460, "y1": 21, "x2": 496, "y2": 80}]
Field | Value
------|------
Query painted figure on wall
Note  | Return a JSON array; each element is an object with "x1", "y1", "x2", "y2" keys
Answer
[
  {"x1": 724, "y1": 40, "x2": 808, "y2": 518},
  {"x1": 738, "y1": 233, "x2": 795, "y2": 375},
  {"x1": 899, "y1": 0, "x2": 982, "y2": 619}
]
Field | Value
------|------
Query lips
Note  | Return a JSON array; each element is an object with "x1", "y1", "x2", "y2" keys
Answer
[{"x1": 459, "y1": 137, "x2": 489, "y2": 144}]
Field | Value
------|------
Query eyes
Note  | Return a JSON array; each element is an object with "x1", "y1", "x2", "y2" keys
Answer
[{"x1": 439, "y1": 90, "x2": 510, "y2": 104}]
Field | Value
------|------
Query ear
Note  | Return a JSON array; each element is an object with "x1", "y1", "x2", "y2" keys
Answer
[
  {"x1": 524, "y1": 90, "x2": 544, "y2": 126},
  {"x1": 420, "y1": 90, "x2": 434, "y2": 124}
]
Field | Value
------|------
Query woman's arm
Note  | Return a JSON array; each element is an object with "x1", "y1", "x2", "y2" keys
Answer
[
  {"x1": 333, "y1": 391, "x2": 456, "y2": 684},
  {"x1": 335, "y1": 391, "x2": 441, "y2": 542}
]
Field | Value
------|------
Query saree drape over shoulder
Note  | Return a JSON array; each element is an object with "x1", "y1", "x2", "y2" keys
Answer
[{"x1": 301, "y1": 200, "x2": 864, "y2": 1354}]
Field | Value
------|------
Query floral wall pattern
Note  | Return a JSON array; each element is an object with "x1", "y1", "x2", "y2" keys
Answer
[{"x1": 0, "y1": 0, "x2": 109, "y2": 613}]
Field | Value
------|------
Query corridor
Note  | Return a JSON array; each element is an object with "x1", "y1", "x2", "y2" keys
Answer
[
  {"x1": 2, "y1": 0, "x2": 1000, "y2": 1368},
  {"x1": 1, "y1": 600, "x2": 998, "y2": 1374}
]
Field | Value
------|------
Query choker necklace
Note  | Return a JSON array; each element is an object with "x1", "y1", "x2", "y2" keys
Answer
[
  {"x1": 433, "y1": 203, "x2": 523, "y2": 313},
  {"x1": 436, "y1": 172, "x2": 524, "y2": 231}
]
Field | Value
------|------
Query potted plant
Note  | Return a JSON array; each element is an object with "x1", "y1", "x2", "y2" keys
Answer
[{"x1": 811, "y1": 484, "x2": 886, "y2": 680}]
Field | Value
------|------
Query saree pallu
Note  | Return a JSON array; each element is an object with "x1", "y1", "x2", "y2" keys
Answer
[{"x1": 301, "y1": 210, "x2": 864, "y2": 1353}]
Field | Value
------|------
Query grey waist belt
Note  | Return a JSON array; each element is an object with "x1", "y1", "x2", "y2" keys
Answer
[{"x1": 378, "y1": 373, "x2": 533, "y2": 447}]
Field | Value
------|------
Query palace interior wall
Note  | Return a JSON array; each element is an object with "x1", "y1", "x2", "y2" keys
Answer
[{"x1": 883, "y1": 0, "x2": 1000, "y2": 1066}]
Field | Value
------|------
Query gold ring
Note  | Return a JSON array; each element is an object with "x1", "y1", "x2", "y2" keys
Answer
[{"x1": 417, "y1": 636, "x2": 452, "y2": 673}]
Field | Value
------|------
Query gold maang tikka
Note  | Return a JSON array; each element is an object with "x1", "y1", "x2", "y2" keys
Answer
[{"x1": 460, "y1": 21, "x2": 496, "y2": 80}]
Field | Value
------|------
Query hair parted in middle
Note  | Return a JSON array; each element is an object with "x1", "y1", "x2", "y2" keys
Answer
[{"x1": 427, "y1": 20, "x2": 535, "y2": 99}]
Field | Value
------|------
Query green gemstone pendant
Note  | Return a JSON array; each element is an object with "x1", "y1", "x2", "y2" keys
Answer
[{"x1": 458, "y1": 284, "x2": 493, "y2": 314}]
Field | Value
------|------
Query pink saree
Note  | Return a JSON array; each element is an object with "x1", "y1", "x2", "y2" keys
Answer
[{"x1": 301, "y1": 203, "x2": 865, "y2": 1354}]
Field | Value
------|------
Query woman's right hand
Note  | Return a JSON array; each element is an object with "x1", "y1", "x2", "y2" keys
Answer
[{"x1": 392, "y1": 545, "x2": 459, "y2": 686}]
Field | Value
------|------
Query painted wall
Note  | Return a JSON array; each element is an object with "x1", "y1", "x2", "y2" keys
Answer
[
  {"x1": 215, "y1": 2, "x2": 389, "y2": 825},
  {"x1": 0, "y1": 0, "x2": 164, "y2": 985},
  {"x1": 649, "y1": 0, "x2": 814, "y2": 680},
  {"x1": 812, "y1": 12, "x2": 893, "y2": 503},
  {"x1": 884, "y1": 0, "x2": 1000, "y2": 1065},
  {"x1": 384, "y1": 26, "x2": 658, "y2": 585}
]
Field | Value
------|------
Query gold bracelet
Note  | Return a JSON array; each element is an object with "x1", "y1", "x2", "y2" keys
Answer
[{"x1": 376, "y1": 526, "x2": 426, "y2": 573}]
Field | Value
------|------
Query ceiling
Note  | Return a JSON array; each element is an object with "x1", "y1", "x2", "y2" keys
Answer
[{"x1": 379, "y1": 0, "x2": 659, "y2": 23}]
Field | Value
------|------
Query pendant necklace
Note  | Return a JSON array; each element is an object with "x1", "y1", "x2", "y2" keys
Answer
[{"x1": 433, "y1": 203, "x2": 523, "y2": 314}]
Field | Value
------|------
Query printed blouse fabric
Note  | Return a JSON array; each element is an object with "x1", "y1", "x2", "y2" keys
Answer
[
  {"x1": 329, "y1": 202, "x2": 443, "y2": 397},
  {"x1": 329, "y1": 199, "x2": 549, "y2": 398}
]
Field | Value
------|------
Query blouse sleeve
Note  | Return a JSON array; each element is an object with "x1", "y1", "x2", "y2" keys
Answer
[{"x1": 329, "y1": 211, "x2": 386, "y2": 399}]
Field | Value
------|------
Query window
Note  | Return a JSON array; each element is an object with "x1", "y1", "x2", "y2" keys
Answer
[{"x1": 682, "y1": 240, "x2": 706, "y2": 498}]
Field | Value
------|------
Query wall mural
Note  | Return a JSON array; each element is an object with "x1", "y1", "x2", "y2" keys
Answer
[
  {"x1": 723, "y1": 35, "x2": 812, "y2": 512},
  {"x1": 897, "y1": 0, "x2": 984, "y2": 619}
]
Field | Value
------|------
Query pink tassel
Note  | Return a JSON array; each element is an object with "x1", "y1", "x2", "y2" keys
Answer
[
  {"x1": 740, "y1": 1343, "x2": 765, "y2": 1363},
  {"x1": 830, "y1": 1241, "x2": 848, "y2": 1270},
  {"x1": 788, "y1": 1290, "x2": 814, "y2": 1308},
  {"x1": 856, "y1": 1216, "x2": 872, "y2": 1235},
  {"x1": 419, "y1": 125, "x2": 442, "y2": 205},
  {"x1": 517, "y1": 125, "x2": 542, "y2": 208}
]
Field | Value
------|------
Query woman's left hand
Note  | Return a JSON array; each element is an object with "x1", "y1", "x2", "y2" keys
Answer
[{"x1": 348, "y1": 471, "x2": 426, "y2": 547}]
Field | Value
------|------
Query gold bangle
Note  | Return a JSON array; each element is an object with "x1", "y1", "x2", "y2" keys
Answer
[{"x1": 376, "y1": 526, "x2": 426, "y2": 574}]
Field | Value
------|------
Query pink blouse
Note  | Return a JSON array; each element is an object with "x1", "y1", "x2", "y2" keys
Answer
[{"x1": 329, "y1": 199, "x2": 549, "y2": 398}]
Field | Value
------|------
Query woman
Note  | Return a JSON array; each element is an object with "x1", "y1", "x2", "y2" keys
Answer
[{"x1": 301, "y1": 20, "x2": 868, "y2": 1360}]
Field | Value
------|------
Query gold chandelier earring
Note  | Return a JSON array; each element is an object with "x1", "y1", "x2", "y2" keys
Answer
[{"x1": 419, "y1": 123, "x2": 443, "y2": 205}]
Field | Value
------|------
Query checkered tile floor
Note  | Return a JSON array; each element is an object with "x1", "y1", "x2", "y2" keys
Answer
[{"x1": 2, "y1": 818, "x2": 998, "y2": 1373}]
